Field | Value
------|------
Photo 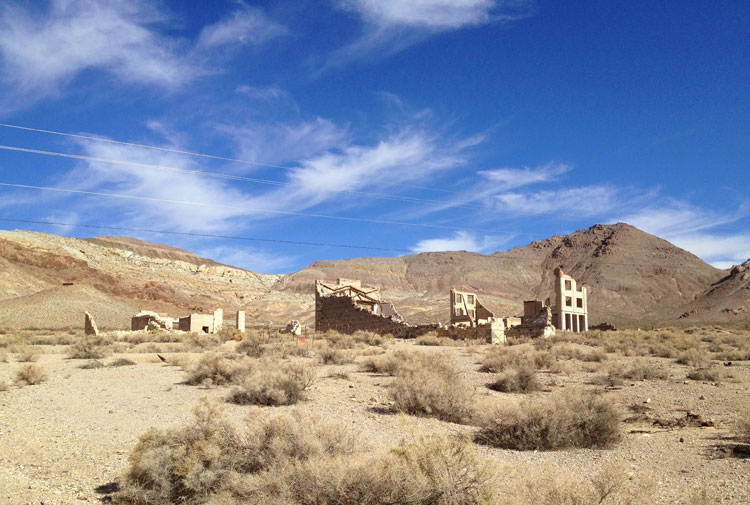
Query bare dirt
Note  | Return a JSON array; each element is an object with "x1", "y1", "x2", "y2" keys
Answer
[{"x1": 1, "y1": 334, "x2": 749, "y2": 504}]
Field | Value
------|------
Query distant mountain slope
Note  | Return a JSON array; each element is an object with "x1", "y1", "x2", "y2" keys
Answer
[
  {"x1": 676, "y1": 258, "x2": 750, "y2": 322},
  {"x1": 280, "y1": 223, "x2": 725, "y2": 325},
  {"x1": 0, "y1": 224, "x2": 738, "y2": 329}
]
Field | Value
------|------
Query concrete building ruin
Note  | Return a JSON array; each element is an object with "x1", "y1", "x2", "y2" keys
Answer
[
  {"x1": 551, "y1": 267, "x2": 588, "y2": 332},
  {"x1": 130, "y1": 308, "x2": 243, "y2": 335},
  {"x1": 450, "y1": 289, "x2": 495, "y2": 327},
  {"x1": 84, "y1": 311, "x2": 99, "y2": 336},
  {"x1": 315, "y1": 278, "x2": 409, "y2": 334},
  {"x1": 178, "y1": 308, "x2": 224, "y2": 333}
]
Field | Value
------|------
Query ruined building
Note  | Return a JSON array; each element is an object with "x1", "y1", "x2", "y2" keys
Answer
[
  {"x1": 130, "y1": 308, "x2": 245, "y2": 335},
  {"x1": 315, "y1": 278, "x2": 408, "y2": 334},
  {"x1": 551, "y1": 268, "x2": 588, "y2": 332},
  {"x1": 516, "y1": 267, "x2": 588, "y2": 335},
  {"x1": 450, "y1": 289, "x2": 495, "y2": 327}
]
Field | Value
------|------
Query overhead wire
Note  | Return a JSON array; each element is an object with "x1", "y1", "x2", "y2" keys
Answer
[
  {"x1": 0, "y1": 122, "x2": 466, "y2": 194},
  {"x1": 0, "y1": 182, "x2": 505, "y2": 233},
  {"x1": 0, "y1": 143, "x2": 484, "y2": 210}
]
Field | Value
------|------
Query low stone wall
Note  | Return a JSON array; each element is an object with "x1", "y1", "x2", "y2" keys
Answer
[{"x1": 315, "y1": 295, "x2": 409, "y2": 335}]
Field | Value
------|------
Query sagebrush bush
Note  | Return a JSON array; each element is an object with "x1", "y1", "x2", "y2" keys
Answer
[
  {"x1": 227, "y1": 361, "x2": 315, "y2": 406},
  {"x1": 79, "y1": 360, "x2": 105, "y2": 369},
  {"x1": 184, "y1": 353, "x2": 250, "y2": 386},
  {"x1": 360, "y1": 352, "x2": 401, "y2": 375},
  {"x1": 476, "y1": 389, "x2": 621, "y2": 450},
  {"x1": 115, "y1": 401, "x2": 359, "y2": 505},
  {"x1": 184, "y1": 331, "x2": 221, "y2": 350},
  {"x1": 67, "y1": 335, "x2": 112, "y2": 359},
  {"x1": 623, "y1": 360, "x2": 669, "y2": 380},
  {"x1": 676, "y1": 348, "x2": 711, "y2": 368},
  {"x1": 736, "y1": 407, "x2": 750, "y2": 444},
  {"x1": 109, "y1": 358, "x2": 137, "y2": 367},
  {"x1": 14, "y1": 344, "x2": 40, "y2": 362},
  {"x1": 15, "y1": 363, "x2": 48, "y2": 386},
  {"x1": 488, "y1": 367, "x2": 541, "y2": 393},
  {"x1": 115, "y1": 401, "x2": 495, "y2": 505},
  {"x1": 686, "y1": 367, "x2": 724, "y2": 381},
  {"x1": 389, "y1": 353, "x2": 475, "y2": 424},
  {"x1": 317, "y1": 345, "x2": 354, "y2": 365},
  {"x1": 236, "y1": 337, "x2": 264, "y2": 357},
  {"x1": 480, "y1": 345, "x2": 552, "y2": 373}
]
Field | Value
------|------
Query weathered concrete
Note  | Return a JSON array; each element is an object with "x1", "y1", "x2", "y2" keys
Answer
[
  {"x1": 130, "y1": 310, "x2": 174, "y2": 331},
  {"x1": 236, "y1": 311, "x2": 245, "y2": 333},
  {"x1": 213, "y1": 308, "x2": 223, "y2": 333},
  {"x1": 84, "y1": 311, "x2": 99, "y2": 336},
  {"x1": 282, "y1": 320, "x2": 302, "y2": 336},
  {"x1": 178, "y1": 313, "x2": 215, "y2": 333},
  {"x1": 551, "y1": 268, "x2": 588, "y2": 332},
  {"x1": 315, "y1": 279, "x2": 407, "y2": 334},
  {"x1": 450, "y1": 288, "x2": 495, "y2": 327}
]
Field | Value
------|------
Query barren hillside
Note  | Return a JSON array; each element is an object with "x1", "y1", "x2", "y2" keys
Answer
[{"x1": 0, "y1": 223, "x2": 742, "y2": 329}]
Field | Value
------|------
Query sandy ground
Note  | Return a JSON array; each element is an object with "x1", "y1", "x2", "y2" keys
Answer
[{"x1": 0, "y1": 339, "x2": 749, "y2": 504}]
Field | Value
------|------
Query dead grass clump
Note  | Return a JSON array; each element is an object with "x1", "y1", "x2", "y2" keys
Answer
[
  {"x1": 14, "y1": 344, "x2": 40, "y2": 362},
  {"x1": 359, "y1": 352, "x2": 402, "y2": 375},
  {"x1": 227, "y1": 361, "x2": 315, "y2": 406},
  {"x1": 67, "y1": 335, "x2": 112, "y2": 359},
  {"x1": 476, "y1": 389, "x2": 621, "y2": 450},
  {"x1": 317, "y1": 346, "x2": 354, "y2": 365},
  {"x1": 236, "y1": 337, "x2": 264, "y2": 358},
  {"x1": 389, "y1": 353, "x2": 475, "y2": 424},
  {"x1": 79, "y1": 360, "x2": 105, "y2": 369},
  {"x1": 623, "y1": 360, "x2": 669, "y2": 380},
  {"x1": 686, "y1": 367, "x2": 724, "y2": 382},
  {"x1": 109, "y1": 358, "x2": 137, "y2": 367},
  {"x1": 480, "y1": 345, "x2": 551, "y2": 373},
  {"x1": 488, "y1": 367, "x2": 541, "y2": 393},
  {"x1": 185, "y1": 353, "x2": 250, "y2": 386},
  {"x1": 553, "y1": 343, "x2": 607, "y2": 362},
  {"x1": 116, "y1": 399, "x2": 498, "y2": 505},
  {"x1": 273, "y1": 342, "x2": 311, "y2": 358},
  {"x1": 676, "y1": 348, "x2": 712, "y2": 368},
  {"x1": 271, "y1": 435, "x2": 496, "y2": 505},
  {"x1": 736, "y1": 407, "x2": 750, "y2": 444},
  {"x1": 15, "y1": 364, "x2": 48, "y2": 386},
  {"x1": 184, "y1": 331, "x2": 221, "y2": 350}
]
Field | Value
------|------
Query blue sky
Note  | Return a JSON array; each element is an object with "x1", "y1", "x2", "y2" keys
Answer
[{"x1": 0, "y1": 0, "x2": 747, "y2": 273}]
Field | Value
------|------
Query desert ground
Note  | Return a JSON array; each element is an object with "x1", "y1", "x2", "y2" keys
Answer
[{"x1": 1, "y1": 326, "x2": 749, "y2": 505}]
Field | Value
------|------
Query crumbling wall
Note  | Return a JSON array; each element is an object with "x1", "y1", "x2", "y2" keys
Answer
[
  {"x1": 315, "y1": 295, "x2": 408, "y2": 334},
  {"x1": 507, "y1": 306, "x2": 555, "y2": 339},
  {"x1": 85, "y1": 311, "x2": 99, "y2": 336}
]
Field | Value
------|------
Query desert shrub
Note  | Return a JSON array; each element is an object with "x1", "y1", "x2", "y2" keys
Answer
[
  {"x1": 686, "y1": 367, "x2": 724, "y2": 381},
  {"x1": 268, "y1": 435, "x2": 496, "y2": 505},
  {"x1": 184, "y1": 331, "x2": 221, "y2": 350},
  {"x1": 360, "y1": 353, "x2": 399, "y2": 375},
  {"x1": 553, "y1": 343, "x2": 607, "y2": 362},
  {"x1": 14, "y1": 344, "x2": 40, "y2": 362},
  {"x1": 480, "y1": 345, "x2": 552, "y2": 373},
  {"x1": 67, "y1": 335, "x2": 112, "y2": 359},
  {"x1": 218, "y1": 327, "x2": 244, "y2": 342},
  {"x1": 115, "y1": 400, "x2": 495, "y2": 505},
  {"x1": 415, "y1": 333, "x2": 444, "y2": 346},
  {"x1": 109, "y1": 358, "x2": 137, "y2": 367},
  {"x1": 736, "y1": 407, "x2": 750, "y2": 444},
  {"x1": 273, "y1": 342, "x2": 311, "y2": 358},
  {"x1": 79, "y1": 360, "x2": 105, "y2": 369},
  {"x1": 623, "y1": 360, "x2": 669, "y2": 380},
  {"x1": 185, "y1": 353, "x2": 251, "y2": 386},
  {"x1": 476, "y1": 389, "x2": 621, "y2": 450},
  {"x1": 236, "y1": 337, "x2": 264, "y2": 358},
  {"x1": 15, "y1": 364, "x2": 48, "y2": 386},
  {"x1": 488, "y1": 367, "x2": 541, "y2": 393},
  {"x1": 227, "y1": 361, "x2": 315, "y2": 406},
  {"x1": 317, "y1": 346, "x2": 354, "y2": 365},
  {"x1": 389, "y1": 353, "x2": 475, "y2": 424},
  {"x1": 676, "y1": 348, "x2": 711, "y2": 368}
]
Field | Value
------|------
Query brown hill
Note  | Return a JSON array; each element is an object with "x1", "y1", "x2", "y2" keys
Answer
[
  {"x1": 676, "y1": 258, "x2": 750, "y2": 323},
  {"x1": 0, "y1": 223, "x2": 739, "y2": 329},
  {"x1": 280, "y1": 223, "x2": 726, "y2": 326}
]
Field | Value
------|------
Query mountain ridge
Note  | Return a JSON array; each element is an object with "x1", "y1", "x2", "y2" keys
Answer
[{"x1": 0, "y1": 224, "x2": 744, "y2": 329}]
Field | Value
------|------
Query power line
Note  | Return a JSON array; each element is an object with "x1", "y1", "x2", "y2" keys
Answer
[
  {"x1": 0, "y1": 122, "x2": 465, "y2": 195},
  {"x1": 0, "y1": 143, "x2": 484, "y2": 210},
  {"x1": 0, "y1": 217, "x2": 713, "y2": 270},
  {"x1": 0, "y1": 218, "x2": 412, "y2": 253},
  {"x1": 0, "y1": 182, "x2": 504, "y2": 233}
]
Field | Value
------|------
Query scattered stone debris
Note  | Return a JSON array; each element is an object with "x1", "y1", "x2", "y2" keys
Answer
[
  {"x1": 590, "y1": 322, "x2": 618, "y2": 331},
  {"x1": 282, "y1": 320, "x2": 302, "y2": 336}
]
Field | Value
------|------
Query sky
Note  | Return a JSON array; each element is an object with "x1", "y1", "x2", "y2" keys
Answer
[{"x1": 0, "y1": 0, "x2": 747, "y2": 273}]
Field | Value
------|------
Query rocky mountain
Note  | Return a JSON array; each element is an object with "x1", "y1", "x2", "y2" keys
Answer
[{"x1": 0, "y1": 223, "x2": 743, "y2": 330}]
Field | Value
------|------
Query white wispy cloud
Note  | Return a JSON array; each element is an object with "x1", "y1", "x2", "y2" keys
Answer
[
  {"x1": 411, "y1": 230, "x2": 508, "y2": 253},
  {"x1": 0, "y1": 1, "x2": 286, "y2": 109},
  {"x1": 197, "y1": 245, "x2": 297, "y2": 273},
  {"x1": 196, "y1": 8, "x2": 287, "y2": 50},
  {"x1": 325, "y1": 0, "x2": 533, "y2": 69},
  {"x1": 491, "y1": 185, "x2": 619, "y2": 216},
  {"x1": 479, "y1": 162, "x2": 570, "y2": 191}
]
